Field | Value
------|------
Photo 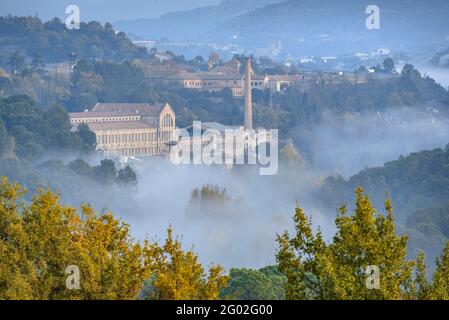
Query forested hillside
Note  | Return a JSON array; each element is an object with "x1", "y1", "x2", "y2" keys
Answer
[
  {"x1": 0, "y1": 16, "x2": 147, "y2": 65},
  {"x1": 255, "y1": 64, "x2": 449, "y2": 140},
  {"x1": 0, "y1": 95, "x2": 137, "y2": 196},
  {"x1": 2, "y1": 55, "x2": 447, "y2": 137},
  {"x1": 320, "y1": 145, "x2": 449, "y2": 264},
  {"x1": 0, "y1": 95, "x2": 95, "y2": 159},
  {"x1": 321, "y1": 146, "x2": 449, "y2": 222}
]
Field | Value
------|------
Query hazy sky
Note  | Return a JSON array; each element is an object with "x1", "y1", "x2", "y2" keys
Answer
[{"x1": 0, "y1": 0, "x2": 220, "y2": 22}]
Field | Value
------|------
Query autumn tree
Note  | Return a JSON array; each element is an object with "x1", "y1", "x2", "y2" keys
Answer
[
  {"x1": 0, "y1": 177, "x2": 227, "y2": 300},
  {"x1": 277, "y1": 188, "x2": 415, "y2": 300},
  {"x1": 0, "y1": 177, "x2": 150, "y2": 299},
  {"x1": 431, "y1": 242, "x2": 449, "y2": 299},
  {"x1": 414, "y1": 251, "x2": 432, "y2": 300},
  {"x1": 142, "y1": 227, "x2": 229, "y2": 300}
]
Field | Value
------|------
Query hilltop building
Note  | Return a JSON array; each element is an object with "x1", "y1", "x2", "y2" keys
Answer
[
  {"x1": 69, "y1": 103, "x2": 177, "y2": 157},
  {"x1": 172, "y1": 57, "x2": 271, "y2": 164}
]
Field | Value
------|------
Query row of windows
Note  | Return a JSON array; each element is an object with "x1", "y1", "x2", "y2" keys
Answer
[
  {"x1": 160, "y1": 131, "x2": 173, "y2": 141},
  {"x1": 98, "y1": 132, "x2": 158, "y2": 144},
  {"x1": 72, "y1": 116, "x2": 140, "y2": 124},
  {"x1": 108, "y1": 147, "x2": 159, "y2": 157},
  {"x1": 203, "y1": 80, "x2": 240, "y2": 86},
  {"x1": 182, "y1": 80, "x2": 265, "y2": 89},
  {"x1": 184, "y1": 80, "x2": 202, "y2": 87},
  {"x1": 162, "y1": 114, "x2": 174, "y2": 128},
  {"x1": 251, "y1": 81, "x2": 265, "y2": 87},
  {"x1": 232, "y1": 88, "x2": 243, "y2": 96}
]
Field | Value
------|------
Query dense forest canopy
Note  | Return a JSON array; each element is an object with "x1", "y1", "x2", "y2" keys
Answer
[
  {"x1": 0, "y1": 16, "x2": 147, "y2": 65},
  {"x1": 0, "y1": 95, "x2": 137, "y2": 195},
  {"x1": 2, "y1": 51, "x2": 448, "y2": 137},
  {"x1": 320, "y1": 145, "x2": 449, "y2": 266},
  {"x1": 0, "y1": 95, "x2": 95, "y2": 159},
  {"x1": 277, "y1": 188, "x2": 449, "y2": 300}
]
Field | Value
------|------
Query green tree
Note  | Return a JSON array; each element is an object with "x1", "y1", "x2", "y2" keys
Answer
[
  {"x1": 30, "y1": 53, "x2": 45, "y2": 71},
  {"x1": 382, "y1": 58, "x2": 395, "y2": 73},
  {"x1": 7, "y1": 51, "x2": 26, "y2": 74},
  {"x1": 76, "y1": 123, "x2": 97, "y2": 153},
  {"x1": 0, "y1": 120, "x2": 13, "y2": 157},
  {"x1": 277, "y1": 188, "x2": 415, "y2": 300},
  {"x1": 221, "y1": 266, "x2": 286, "y2": 300},
  {"x1": 44, "y1": 104, "x2": 71, "y2": 131},
  {"x1": 116, "y1": 166, "x2": 138, "y2": 186},
  {"x1": 69, "y1": 159, "x2": 93, "y2": 177},
  {"x1": 93, "y1": 159, "x2": 117, "y2": 185}
]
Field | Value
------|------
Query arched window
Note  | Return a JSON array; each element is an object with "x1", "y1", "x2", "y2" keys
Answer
[{"x1": 162, "y1": 113, "x2": 174, "y2": 128}]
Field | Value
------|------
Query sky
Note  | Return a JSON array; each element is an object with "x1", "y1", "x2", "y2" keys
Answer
[{"x1": 0, "y1": 0, "x2": 220, "y2": 22}]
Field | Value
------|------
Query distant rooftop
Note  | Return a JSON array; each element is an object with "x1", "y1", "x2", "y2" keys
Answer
[
  {"x1": 86, "y1": 121, "x2": 154, "y2": 131},
  {"x1": 69, "y1": 111, "x2": 141, "y2": 118},
  {"x1": 92, "y1": 103, "x2": 167, "y2": 117}
]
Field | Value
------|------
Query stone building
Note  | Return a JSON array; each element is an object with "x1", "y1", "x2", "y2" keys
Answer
[{"x1": 69, "y1": 103, "x2": 177, "y2": 157}]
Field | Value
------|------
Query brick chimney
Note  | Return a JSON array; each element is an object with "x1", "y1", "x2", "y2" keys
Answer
[{"x1": 244, "y1": 57, "x2": 253, "y2": 130}]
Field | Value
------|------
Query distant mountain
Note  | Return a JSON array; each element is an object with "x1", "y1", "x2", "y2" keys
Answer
[
  {"x1": 113, "y1": 0, "x2": 283, "y2": 41},
  {"x1": 214, "y1": 0, "x2": 449, "y2": 55},
  {"x1": 116, "y1": 0, "x2": 449, "y2": 57}
]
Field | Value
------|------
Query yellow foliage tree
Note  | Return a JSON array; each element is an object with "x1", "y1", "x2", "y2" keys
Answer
[
  {"x1": 0, "y1": 177, "x2": 227, "y2": 300},
  {"x1": 142, "y1": 227, "x2": 229, "y2": 300},
  {"x1": 277, "y1": 188, "x2": 416, "y2": 300},
  {"x1": 431, "y1": 242, "x2": 449, "y2": 299}
]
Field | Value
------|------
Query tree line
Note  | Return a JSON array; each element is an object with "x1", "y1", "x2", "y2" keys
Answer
[
  {"x1": 0, "y1": 16, "x2": 147, "y2": 66},
  {"x1": 320, "y1": 144, "x2": 449, "y2": 267},
  {"x1": 1, "y1": 177, "x2": 449, "y2": 300}
]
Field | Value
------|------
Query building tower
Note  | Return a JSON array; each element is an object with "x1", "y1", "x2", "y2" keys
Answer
[{"x1": 244, "y1": 57, "x2": 253, "y2": 130}]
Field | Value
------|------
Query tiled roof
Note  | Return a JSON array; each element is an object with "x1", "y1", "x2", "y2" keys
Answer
[
  {"x1": 69, "y1": 111, "x2": 140, "y2": 118},
  {"x1": 86, "y1": 121, "x2": 155, "y2": 131},
  {"x1": 92, "y1": 103, "x2": 165, "y2": 117},
  {"x1": 200, "y1": 73, "x2": 244, "y2": 81}
]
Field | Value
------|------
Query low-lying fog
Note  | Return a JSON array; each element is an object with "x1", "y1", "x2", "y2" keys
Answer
[
  {"x1": 21, "y1": 104, "x2": 449, "y2": 270},
  {"x1": 419, "y1": 66, "x2": 449, "y2": 88}
]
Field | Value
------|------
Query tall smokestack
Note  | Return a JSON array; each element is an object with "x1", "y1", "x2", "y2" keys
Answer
[{"x1": 244, "y1": 57, "x2": 253, "y2": 130}]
